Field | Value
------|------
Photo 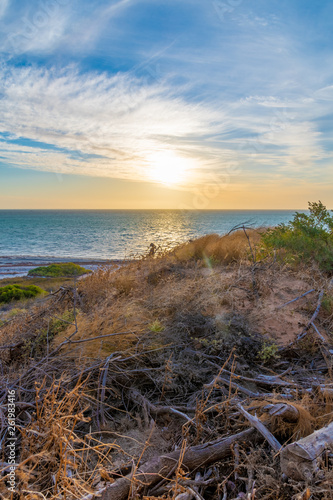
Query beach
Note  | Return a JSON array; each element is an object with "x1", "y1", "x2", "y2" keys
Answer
[{"x1": 0, "y1": 256, "x2": 123, "y2": 279}]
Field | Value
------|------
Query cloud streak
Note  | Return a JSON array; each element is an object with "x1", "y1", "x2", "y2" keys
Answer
[
  {"x1": 0, "y1": 64, "x2": 223, "y2": 184},
  {"x1": 0, "y1": 0, "x2": 332, "y2": 195}
]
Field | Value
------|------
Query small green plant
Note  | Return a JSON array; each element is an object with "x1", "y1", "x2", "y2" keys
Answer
[
  {"x1": 149, "y1": 320, "x2": 165, "y2": 332},
  {"x1": 28, "y1": 263, "x2": 91, "y2": 278},
  {"x1": 193, "y1": 336, "x2": 225, "y2": 351},
  {"x1": 262, "y1": 201, "x2": 333, "y2": 271},
  {"x1": 257, "y1": 342, "x2": 279, "y2": 363},
  {"x1": 0, "y1": 284, "x2": 45, "y2": 303}
]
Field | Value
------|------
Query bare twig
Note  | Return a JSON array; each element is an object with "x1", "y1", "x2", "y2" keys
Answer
[
  {"x1": 236, "y1": 404, "x2": 282, "y2": 452},
  {"x1": 277, "y1": 289, "x2": 316, "y2": 309}
]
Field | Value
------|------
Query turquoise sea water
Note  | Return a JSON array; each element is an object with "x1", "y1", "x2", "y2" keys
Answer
[{"x1": 0, "y1": 209, "x2": 300, "y2": 278}]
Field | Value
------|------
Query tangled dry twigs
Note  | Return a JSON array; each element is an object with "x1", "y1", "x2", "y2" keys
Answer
[{"x1": 0, "y1": 236, "x2": 333, "y2": 499}]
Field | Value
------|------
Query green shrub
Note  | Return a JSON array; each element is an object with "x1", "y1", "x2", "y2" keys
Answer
[
  {"x1": 28, "y1": 262, "x2": 91, "y2": 278},
  {"x1": 257, "y1": 342, "x2": 279, "y2": 363},
  {"x1": 0, "y1": 284, "x2": 45, "y2": 303},
  {"x1": 262, "y1": 201, "x2": 333, "y2": 271},
  {"x1": 149, "y1": 320, "x2": 165, "y2": 332}
]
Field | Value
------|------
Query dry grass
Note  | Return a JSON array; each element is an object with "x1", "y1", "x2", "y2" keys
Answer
[
  {"x1": 0, "y1": 377, "x2": 119, "y2": 499},
  {"x1": 173, "y1": 229, "x2": 262, "y2": 264},
  {"x1": 0, "y1": 232, "x2": 332, "y2": 499}
]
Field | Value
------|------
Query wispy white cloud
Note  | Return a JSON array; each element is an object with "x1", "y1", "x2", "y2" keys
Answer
[
  {"x1": 0, "y1": 0, "x2": 332, "y2": 192},
  {"x1": 0, "y1": 0, "x2": 9, "y2": 19},
  {"x1": 0, "y1": 0, "x2": 138, "y2": 57},
  {"x1": 0, "y1": 59, "x2": 331, "y2": 187},
  {"x1": 0, "y1": 64, "x2": 223, "y2": 184}
]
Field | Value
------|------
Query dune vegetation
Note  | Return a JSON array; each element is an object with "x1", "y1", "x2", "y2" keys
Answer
[
  {"x1": 262, "y1": 201, "x2": 333, "y2": 271},
  {"x1": 0, "y1": 283, "x2": 45, "y2": 304},
  {"x1": 0, "y1": 203, "x2": 333, "y2": 499},
  {"x1": 28, "y1": 262, "x2": 91, "y2": 278}
]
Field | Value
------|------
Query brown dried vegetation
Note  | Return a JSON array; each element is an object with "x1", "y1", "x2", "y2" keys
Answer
[{"x1": 0, "y1": 231, "x2": 332, "y2": 499}]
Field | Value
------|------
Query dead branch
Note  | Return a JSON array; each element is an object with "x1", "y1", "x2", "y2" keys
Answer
[
  {"x1": 291, "y1": 279, "x2": 333, "y2": 345},
  {"x1": 236, "y1": 403, "x2": 282, "y2": 452},
  {"x1": 97, "y1": 429, "x2": 255, "y2": 500},
  {"x1": 262, "y1": 403, "x2": 299, "y2": 422},
  {"x1": 204, "y1": 375, "x2": 259, "y2": 398},
  {"x1": 280, "y1": 421, "x2": 333, "y2": 481},
  {"x1": 277, "y1": 289, "x2": 315, "y2": 309}
]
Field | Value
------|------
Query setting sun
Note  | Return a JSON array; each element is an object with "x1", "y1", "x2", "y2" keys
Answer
[{"x1": 148, "y1": 152, "x2": 193, "y2": 186}]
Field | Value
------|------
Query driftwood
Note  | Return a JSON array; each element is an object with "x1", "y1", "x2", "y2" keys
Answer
[
  {"x1": 280, "y1": 421, "x2": 333, "y2": 481},
  {"x1": 97, "y1": 428, "x2": 255, "y2": 500},
  {"x1": 262, "y1": 403, "x2": 299, "y2": 422},
  {"x1": 237, "y1": 404, "x2": 282, "y2": 452}
]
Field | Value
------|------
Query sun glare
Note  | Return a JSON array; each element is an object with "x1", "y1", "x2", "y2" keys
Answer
[{"x1": 149, "y1": 152, "x2": 192, "y2": 186}]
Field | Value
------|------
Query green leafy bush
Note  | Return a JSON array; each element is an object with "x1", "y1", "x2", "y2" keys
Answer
[
  {"x1": 0, "y1": 284, "x2": 45, "y2": 303},
  {"x1": 28, "y1": 262, "x2": 91, "y2": 278},
  {"x1": 262, "y1": 201, "x2": 333, "y2": 271}
]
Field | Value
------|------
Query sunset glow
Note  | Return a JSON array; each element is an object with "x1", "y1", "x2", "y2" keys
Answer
[
  {"x1": 149, "y1": 152, "x2": 192, "y2": 186},
  {"x1": 1, "y1": 1, "x2": 333, "y2": 208}
]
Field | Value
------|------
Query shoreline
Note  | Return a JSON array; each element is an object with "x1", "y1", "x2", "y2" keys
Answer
[{"x1": 0, "y1": 256, "x2": 130, "y2": 280}]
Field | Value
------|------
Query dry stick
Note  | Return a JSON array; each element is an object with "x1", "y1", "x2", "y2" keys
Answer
[
  {"x1": 97, "y1": 428, "x2": 255, "y2": 500},
  {"x1": 277, "y1": 289, "x2": 315, "y2": 309},
  {"x1": 129, "y1": 389, "x2": 192, "y2": 423},
  {"x1": 68, "y1": 331, "x2": 136, "y2": 345},
  {"x1": 226, "y1": 223, "x2": 255, "y2": 236},
  {"x1": 291, "y1": 289, "x2": 325, "y2": 345},
  {"x1": 204, "y1": 376, "x2": 259, "y2": 398},
  {"x1": 291, "y1": 277, "x2": 333, "y2": 346},
  {"x1": 242, "y1": 225, "x2": 259, "y2": 300},
  {"x1": 236, "y1": 404, "x2": 281, "y2": 453},
  {"x1": 208, "y1": 362, "x2": 297, "y2": 388},
  {"x1": 242, "y1": 225, "x2": 256, "y2": 264},
  {"x1": 262, "y1": 403, "x2": 299, "y2": 422},
  {"x1": 96, "y1": 353, "x2": 120, "y2": 429},
  {"x1": 222, "y1": 483, "x2": 228, "y2": 500},
  {"x1": 310, "y1": 322, "x2": 326, "y2": 343},
  {"x1": 233, "y1": 442, "x2": 240, "y2": 481},
  {"x1": 187, "y1": 349, "x2": 296, "y2": 386},
  {"x1": 202, "y1": 349, "x2": 235, "y2": 407},
  {"x1": 204, "y1": 372, "x2": 295, "y2": 400}
]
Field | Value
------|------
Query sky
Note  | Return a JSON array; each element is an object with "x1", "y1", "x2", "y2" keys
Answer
[{"x1": 0, "y1": 0, "x2": 333, "y2": 209}]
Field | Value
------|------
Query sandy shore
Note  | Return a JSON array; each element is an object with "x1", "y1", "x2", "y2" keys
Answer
[{"x1": 0, "y1": 256, "x2": 129, "y2": 280}]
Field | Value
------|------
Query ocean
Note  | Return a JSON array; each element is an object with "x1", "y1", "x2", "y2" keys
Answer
[{"x1": 0, "y1": 209, "x2": 300, "y2": 278}]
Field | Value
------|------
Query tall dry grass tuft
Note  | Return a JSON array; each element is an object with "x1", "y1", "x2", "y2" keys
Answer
[
  {"x1": 8, "y1": 376, "x2": 117, "y2": 499},
  {"x1": 174, "y1": 229, "x2": 262, "y2": 264}
]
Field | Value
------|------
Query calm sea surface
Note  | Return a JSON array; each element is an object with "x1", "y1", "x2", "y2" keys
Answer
[{"x1": 0, "y1": 210, "x2": 300, "y2": 278}]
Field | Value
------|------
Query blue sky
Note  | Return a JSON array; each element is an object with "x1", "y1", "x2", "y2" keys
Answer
[{"x1": 0, "y1": 0, "x2": 333, "y2": 208}]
